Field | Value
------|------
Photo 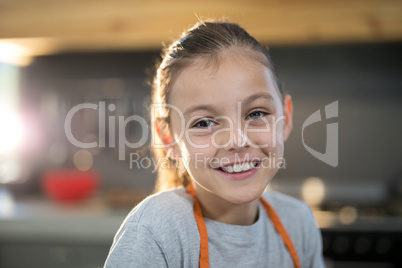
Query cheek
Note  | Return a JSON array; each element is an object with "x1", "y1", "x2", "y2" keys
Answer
[
  {"x1": 275, "y1": 120, "x2": 285, "y2": 145},
  {"x1": 179, "y1": 139, "x2": 215, "y2": 167},
  {"x1": 184, "y1": 134, "x2": 211, "y2": 148},
  {"x1": 248, "y1": 129, "x2": 274, "y2": 147},
  {"x1": 250, "y1": 131, "x2": 284, "y2": 156}
]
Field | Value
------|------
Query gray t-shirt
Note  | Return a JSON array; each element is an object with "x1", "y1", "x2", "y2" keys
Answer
[{"x1": 104, "y1": 187, "x2": 325, "y2": 268}]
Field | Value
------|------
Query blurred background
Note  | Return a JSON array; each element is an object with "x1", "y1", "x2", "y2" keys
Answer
[{"x1": 0, "y1": 0, "x2": 402, "y2": 267}]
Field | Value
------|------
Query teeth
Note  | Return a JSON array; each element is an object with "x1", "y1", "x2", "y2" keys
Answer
[
  {"x1": 233, "y1": 164, "x2": 242, "y2": 172},
  {"x1": 221, "y1": 162, "x2": 257, "y2": 173}
]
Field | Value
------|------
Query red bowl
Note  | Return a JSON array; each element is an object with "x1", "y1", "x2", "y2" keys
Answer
[{"x1": 42, "y1": 169, "x2": 99, "y2": 203}]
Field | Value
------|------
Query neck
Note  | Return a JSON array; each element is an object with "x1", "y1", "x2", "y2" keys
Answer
[{"x1": 192, "y1": 184, "x2": 260, "y2": 226}]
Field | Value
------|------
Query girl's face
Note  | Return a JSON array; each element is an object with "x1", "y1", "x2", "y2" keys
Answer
[{"x1": 167, "y1": 50, "x2": 293, "y2": 205}]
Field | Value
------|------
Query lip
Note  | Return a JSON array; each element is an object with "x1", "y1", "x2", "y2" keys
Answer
[{"x1": 214, "y1": 162, "x2": 261, "y2": 181}]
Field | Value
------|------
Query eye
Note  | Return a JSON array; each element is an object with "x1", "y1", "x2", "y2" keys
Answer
[
  {"x1": 247, "y1": 111, "x2": 268, "y2": 120},
  {"x1": 192, "y1": 119, "x2": 217, "y2": 128}
]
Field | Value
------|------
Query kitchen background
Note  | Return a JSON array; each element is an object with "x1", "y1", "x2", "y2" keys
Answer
[{"x1": 0, "y1": 1, "x2": 402, "y2": 267}]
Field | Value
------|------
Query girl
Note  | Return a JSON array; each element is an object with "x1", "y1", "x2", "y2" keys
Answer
[{"x1": 105, "y1": 19, "x2": 324, "y2": 268}]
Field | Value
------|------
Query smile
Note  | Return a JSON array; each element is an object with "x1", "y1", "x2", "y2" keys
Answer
[{"x1": 217, "y1": 161, "x2": 260, "y2": 174}]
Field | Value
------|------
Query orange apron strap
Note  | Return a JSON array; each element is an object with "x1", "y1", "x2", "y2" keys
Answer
[
  {"x1": 260, "y1": 197, "x2": 301, "y2": 268},
  {"x1": 186, "y1": 184, "x2": 210, "y2": 268}
]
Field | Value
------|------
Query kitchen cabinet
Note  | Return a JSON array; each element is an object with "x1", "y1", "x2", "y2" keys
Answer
[{"x1": 0, "y1": 197, "x2": 128, "y2": 268}]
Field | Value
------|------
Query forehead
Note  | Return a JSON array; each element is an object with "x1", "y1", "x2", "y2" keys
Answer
[{"x1": 169, "y1": 50, "x2": 282, "y2": 112}]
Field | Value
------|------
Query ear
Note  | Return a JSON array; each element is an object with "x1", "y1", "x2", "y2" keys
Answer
[
  {"x1": 155, "y1": 119, "x2": 181, "y2": 158},
  {"x1": 282, "y1": 94, "x2": 293, "y2": 142}
]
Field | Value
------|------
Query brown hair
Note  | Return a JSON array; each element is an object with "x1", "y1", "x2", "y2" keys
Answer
[{"x1": 151, "y1": 18, "x2": 283, "y2": 192}]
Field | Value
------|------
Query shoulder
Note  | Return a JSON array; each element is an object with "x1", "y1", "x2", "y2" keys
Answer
[
  {"x1": 106, "y1": 187, "x2": 199, "y2": 267},
  {"x1": 105, "y1": 187, "x2": 193, "y2": 267},
  {"x1": 123, "y1": 186, "x2": 194, "y2": 229},
  {"x1": 262, "y1": 190, "x2": 313, "y2": 220},
  {"x1": 262, "y1": 190, "x2": 324, "y2": 267},
  {"x1": 261, "y1": 190, "x2": 318, "y2": 242}
]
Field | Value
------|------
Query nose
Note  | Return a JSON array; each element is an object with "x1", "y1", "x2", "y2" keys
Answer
[{"x1": 223, "y1": 128, "x2": 249, "y2": 151}]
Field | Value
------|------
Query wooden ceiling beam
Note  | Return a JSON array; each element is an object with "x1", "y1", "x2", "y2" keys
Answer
[{"x1": 0, "y1": 0, "x2": 401, "y2": 57}]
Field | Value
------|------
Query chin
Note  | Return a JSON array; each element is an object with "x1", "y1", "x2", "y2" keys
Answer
[{"x1": 223, "y1": 187, "x2": 263, "y2": 205}]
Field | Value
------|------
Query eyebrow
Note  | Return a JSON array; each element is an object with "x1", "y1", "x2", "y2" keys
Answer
[
  {"x1": 242, "y1": 92, "x2": 275, "y2": 107},
  {"x1": 183, "y1": 105, "x2": 218, "y2": 118}
]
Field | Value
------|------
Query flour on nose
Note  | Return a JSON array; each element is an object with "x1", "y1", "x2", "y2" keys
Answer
[{"x1": 233, "y1": 129, "x2": 248, "y2": 147}]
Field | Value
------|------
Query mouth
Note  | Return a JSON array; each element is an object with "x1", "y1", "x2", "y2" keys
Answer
[{"x1": 216, "y1": 161, "x2": 261, "y2": 174}]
